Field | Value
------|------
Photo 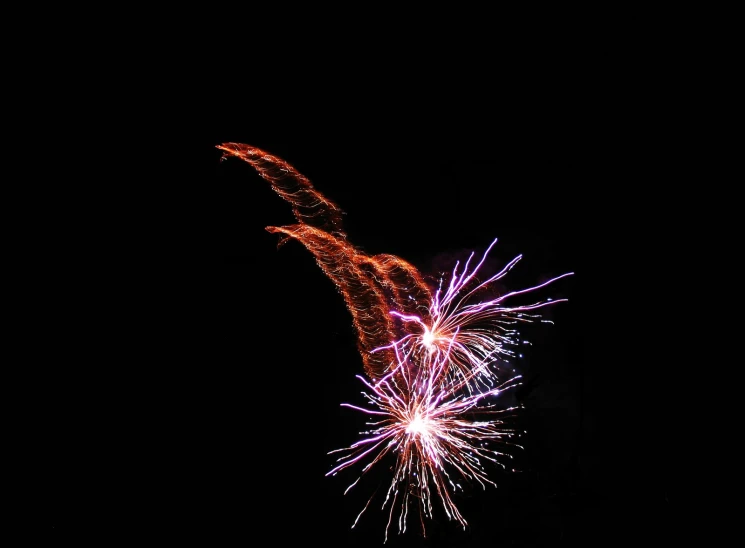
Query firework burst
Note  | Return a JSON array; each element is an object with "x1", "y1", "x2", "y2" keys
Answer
[
  {"x1": 217, "y1": 142, "x2": 572, "y2": 542},
  {"x1": 328, "y1": 341, "x2": 525, "y2": 542},
  {"x1": 375, "y1": 237, "x2": 573, "y2": 393}
]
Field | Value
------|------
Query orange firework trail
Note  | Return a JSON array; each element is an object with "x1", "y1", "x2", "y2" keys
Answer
[
  {"x1": 217, "y1": 142, "x2": 432, "y2": 381},
  {"x1": 217, "y1": 142, "x2": 573, "y2": 542}
]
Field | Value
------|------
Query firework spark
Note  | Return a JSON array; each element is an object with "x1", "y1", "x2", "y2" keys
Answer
[{"x1": 217, "y1": 143, "x2": 573, "y2": 541}]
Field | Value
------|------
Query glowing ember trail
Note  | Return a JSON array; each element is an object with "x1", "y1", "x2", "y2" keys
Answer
[{"x1": 217, "y1": 142, "x2": 573, "y2": 542}]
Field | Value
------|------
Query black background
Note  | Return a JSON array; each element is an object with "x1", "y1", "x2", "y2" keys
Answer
[{"x1": 34, "y1": 67, "x2": 676, "y2": 545}]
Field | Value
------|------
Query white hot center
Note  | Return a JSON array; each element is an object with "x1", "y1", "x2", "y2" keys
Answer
[
  {"x1": 406, "y1": 414, "x2": 431, "y2": 436},
  {"x1": 422, "y1": 328, "x2": 435, "y2": 350}
]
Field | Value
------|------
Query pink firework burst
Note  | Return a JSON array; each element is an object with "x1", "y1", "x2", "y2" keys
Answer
[
  {"x1": 217, "y1": 143, "x2": 572, "y2": 542},
  {"x1": 376, "y1": 238, "x2": 573, "y2": 392},
  {"x1": 328, "y1": 356, "x2": 522, "y2": 542},
  {"x1": 329, "y1": 239, "x2": 572, "y2": 542}
]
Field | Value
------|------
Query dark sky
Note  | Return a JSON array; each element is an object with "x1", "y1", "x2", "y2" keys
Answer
[
  {"x1": 39, "y1": 101, "x2": 673, "y2": 545},
  {"x1": 174, "y1": 120, "x2": 668, "y2": 545}
]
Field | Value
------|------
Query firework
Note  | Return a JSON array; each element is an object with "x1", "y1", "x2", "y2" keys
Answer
[
  {"x1": 374, "y1": 237, "x2": 573, "y2": 393},
  {"x1": 217, "y1": 143, "x2": 572, "y2": 541},
  {"x1": 217, "y1": 142, "x2": 432, "y2": 381},
  {"x1": 327, "y1": 346, "x2": 524, "y2": 542}
]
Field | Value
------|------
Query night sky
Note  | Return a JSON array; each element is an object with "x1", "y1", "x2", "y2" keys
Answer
[{"x1": 38, "y1": 103, "x2": 673, "y2": 545}]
